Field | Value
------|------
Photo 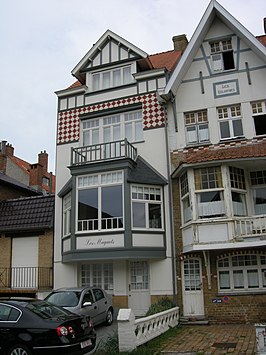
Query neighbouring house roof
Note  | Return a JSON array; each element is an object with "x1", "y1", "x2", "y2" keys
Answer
[
  {"x1": 172, "y1": 138, "x2": 266, "y2": 175},
  {"x1": 162, "y1": 0, "x2": 266, "y2": 97},
  {"x1": 127, "y1": 156, "x2": 168, "y2": 185},
  {"x1": 0, "y1": 172, "x2": 40, "y2": 195},
  {"x1": 0, "y1": 194, "x2": 55, "y2": 232}
]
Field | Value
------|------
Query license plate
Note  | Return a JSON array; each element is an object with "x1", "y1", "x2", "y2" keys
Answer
[{"x1": 81, "y1": 339, "x2": 92, "y2": 349}]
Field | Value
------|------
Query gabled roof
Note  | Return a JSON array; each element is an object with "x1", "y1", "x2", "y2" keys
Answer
[
  {"x1": 72, "y1": 29, "x2": 148, "y2": 82},
  {"x1": 0, "y1": 195, "x2": 55, "y2": 233},
  {"x1": 162, "y1": 0, "x2": 266, "y2": 97}
]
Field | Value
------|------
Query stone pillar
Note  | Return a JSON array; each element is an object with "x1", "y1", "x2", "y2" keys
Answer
[{"x1": 117, "y1": 308, "x2": 136, "y2": 352}]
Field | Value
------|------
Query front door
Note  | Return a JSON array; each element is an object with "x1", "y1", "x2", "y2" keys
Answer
[
  {"x1": 128, "y1": 261, "x2": 150, "y2": 317},
  {"x1": 182, "y1": 258, "x2": 204, "y2": 317}
]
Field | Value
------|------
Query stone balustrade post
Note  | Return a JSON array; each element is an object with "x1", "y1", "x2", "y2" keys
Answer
[{"x1": 117, "y1": 308, "x2": 136, "y2": 352}]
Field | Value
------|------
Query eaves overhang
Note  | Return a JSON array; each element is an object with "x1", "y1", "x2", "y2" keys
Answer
[
  {"x1": 55, "y1": 85, "x2": 87, "y2": 98},
  {"x1": 183, "y1": 240, "x2": 266, "y2": 253}
]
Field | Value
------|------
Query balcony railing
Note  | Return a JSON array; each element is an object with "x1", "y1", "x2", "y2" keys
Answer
[
  {"x1": 0, "y1": 267, "x2": 53, "y2": 290},
  {"x1": 71, "y1": 139, "x2": 138, "y2": 166},
  {"x1": 234, "y1": 215, "x2": 266, "y2": 238}
]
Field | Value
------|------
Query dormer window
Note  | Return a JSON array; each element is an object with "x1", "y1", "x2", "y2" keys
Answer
[
  {"x1": 210, "y1": 39, "x2": 235, "y2": 72},
  {"x1": 92, "y1": 66, "x2": 132, "y2": 91}
]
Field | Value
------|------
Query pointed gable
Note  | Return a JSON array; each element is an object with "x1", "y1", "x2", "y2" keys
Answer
[
  {"x1": 162, "y1": 0, "x2": 266, "y2": 97},
  {"x1": 71, "y1": 29, "x2": 148, "y2": 83}
]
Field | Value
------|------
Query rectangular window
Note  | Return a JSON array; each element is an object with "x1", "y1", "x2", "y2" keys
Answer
[
  {"x1": 218, "y1": 105, "x2": 243, "y2": 139},
  {"x1": 77, "y1": 171, "x2": 123, "y2": 232},
  {"x1": 82, "y1": 109, "x2": 143, "y2": 146},
  {"x1": 217, "y1": 254, "x2": 266, "y2": 292},
  {"x1": 184, "y1": 110, "x2": 209, "y2": 145},
  {"x1": 81, "y1": 263, "x2": 113, "y2": 291},
  {"x1": 132, "y1": 185, "x2": 163, "y2": 229},
  {"x1": 180, "y1": 173, "x2": 191, "y2": 223},
  {"x1": 195, "y1": 167, "x2": 225, "y2": 218},
  {"x1": 250, "y1": 170, "x2": 266, "y2": 215},
  {"x1": 92, "y1": 65, "x2": 132, "y2": 91},
  {"x1": 230, "y1": 167, "x2": 247, "y2": 216},
  {"x1": 63, "y1": 193, "x2": 71, "y2": 236},
  {"x1": 251, "y1": 101, "x2": 266, "y2": 136},
  {"x1": 210, "y1": 39, "x2": 235, "y2": 72}
]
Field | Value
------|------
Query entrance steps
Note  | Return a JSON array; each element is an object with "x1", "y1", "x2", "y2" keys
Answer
[{"x1": 180, "y1": 316, "x2": 209, "y2": 325}]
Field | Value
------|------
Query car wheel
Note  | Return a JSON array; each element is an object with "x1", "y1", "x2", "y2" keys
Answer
[
  {"x1": 8, "y1": 344, "x2": 32, "y2": 355},
  {"x1": 105, "y1": 308, "x2": 113, "y2": 326}
]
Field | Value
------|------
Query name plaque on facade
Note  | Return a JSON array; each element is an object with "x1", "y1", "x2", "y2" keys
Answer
[
  {"x1": 213, "y1": 79, "x2": 239, "y2": 98},
  {"x1": 77, "y1": 234, "x2": 124, "y2": 249}
]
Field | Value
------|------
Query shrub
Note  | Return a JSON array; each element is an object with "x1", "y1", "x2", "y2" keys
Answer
[{"x1": 145, "y1": 296, "x2": 174, "y2": 316}]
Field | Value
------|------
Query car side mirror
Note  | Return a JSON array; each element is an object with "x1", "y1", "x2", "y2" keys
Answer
[{"x1": 83, "y1": 301, "x2": 92, "y2": 307}]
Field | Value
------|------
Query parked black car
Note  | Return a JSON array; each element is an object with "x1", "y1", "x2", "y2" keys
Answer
[{"x1": 0, "y1": 298, "x2": 96, "y2": 355}]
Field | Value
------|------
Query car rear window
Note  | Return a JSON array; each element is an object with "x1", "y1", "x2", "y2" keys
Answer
[
  {"x1": 26, "y1": 300, "x2": 71, "y2": 319},
  {"x1": 46, "y1": 291, "x2": 81, "y2": 307}
]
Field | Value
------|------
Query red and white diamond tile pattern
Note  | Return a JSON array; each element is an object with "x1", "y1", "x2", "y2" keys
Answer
[{"x1": 57, "y1": 93, "x2": 165, "y2": 144}]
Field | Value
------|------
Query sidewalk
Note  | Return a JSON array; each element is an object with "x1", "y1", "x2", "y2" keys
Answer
[{"x1": 160, "y1": 324, "x2": 257, "y2": 354}]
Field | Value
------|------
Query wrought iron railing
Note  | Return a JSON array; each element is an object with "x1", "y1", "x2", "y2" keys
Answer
[
  {"x1": 71, "y1": 139, "x2": 138, "y2": 166},
  {"x1": 0, "y1": 267, "x2": 53, "y2": 289}
]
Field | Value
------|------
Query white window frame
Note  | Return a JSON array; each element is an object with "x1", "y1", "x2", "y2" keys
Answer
[
  {"x1": 91, "y1": 65, "x2": 133, "y2": 91},
  {"x1": 218, "y1": 104, "x2": 243, "y2": 140},
  {"x1": 63, "y1": 193, "x2": 71, "y2": 237},
  {"x1": 82, "y1": 110, "x2": 143, "y2": 146},
  {"x1": 229, "y1": 166, "x2": 247, "y2": 216},
  {"x1": 131, "y1": 185, "x2": 164, "y2": 230},
  {"x1": 210, "y1": 38, "x2": 235, "y2": 73},
  {"x1": 251, "y1": 100, "x2": 266, "y2": 137},
  {"x1": 76, "y1": 171, "x2": 124, "y2": 233},
  {"x1": 217, "y1": 254, "x2": 266, "y2": 293},
  {"x1": 250, "y1": 170, "x2": 266, "y2": 215},
  {"x1": 184, "y1": 110, "x2": 209, "y2": 145},
  {"x1": 81, "y1": 263, "x2": 113, "y2": 291},
  {"x1": 180, "y1": 172, "x2": 192, "y2": 223}
]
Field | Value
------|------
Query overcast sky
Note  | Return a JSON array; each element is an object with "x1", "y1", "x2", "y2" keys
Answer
[{"x1": 1, "y1": 0, "x2": 265, "y2": 173}]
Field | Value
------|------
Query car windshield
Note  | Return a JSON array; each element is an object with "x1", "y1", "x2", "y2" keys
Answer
[
  {"x1": 46, "y1": 291, "x2": 81, "y2": 307},
  {"x1": 26, "y1": 300, "x2": 71, "y2": 319}
]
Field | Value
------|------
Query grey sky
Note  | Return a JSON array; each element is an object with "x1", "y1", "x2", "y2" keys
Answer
[{"x1": 1, "y1": 0, "x2": 265, "y2": 172}]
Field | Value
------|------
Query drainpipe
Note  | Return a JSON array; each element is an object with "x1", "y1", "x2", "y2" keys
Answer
[{"x1": 161, "y1": 94, "x2": 177, "y2": 306}]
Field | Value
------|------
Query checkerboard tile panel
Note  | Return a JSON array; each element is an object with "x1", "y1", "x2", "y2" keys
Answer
[{"x1": 57, "y1": 93, "x2": 165, "y2": 144}]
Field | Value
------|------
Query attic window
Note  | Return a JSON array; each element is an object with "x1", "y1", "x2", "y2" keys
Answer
[
  {"x1": 210, "y1": 39, "x2": 235, "y2": 72},
  {"x1": 92, "y1": 66, "x2": 132, "y2": 91},
  {"x1": 251, "y1": 101, "x2": 266, "y2": 136}
]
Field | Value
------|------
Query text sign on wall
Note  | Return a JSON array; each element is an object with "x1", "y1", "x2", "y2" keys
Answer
[
  {"x1": 77, "y1": 234, "x2": 124, "y2": 249},
  {"x1": 213, "y1": 79, "x2": 239, "y2": 98}
]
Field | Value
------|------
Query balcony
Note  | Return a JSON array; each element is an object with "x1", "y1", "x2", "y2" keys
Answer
[
  {"x1": 0, "y1": 267, "x2": 53, "y2": 290},
  {"x1": 234, "y1": 215, "x2": 266, "y2": 238},
  {"x1": 71, "y1": 139, "x2": 138, "y2": 166}
]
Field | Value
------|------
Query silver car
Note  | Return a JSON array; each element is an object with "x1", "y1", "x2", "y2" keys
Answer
[{"x1": 45, "y1": 287, "x2": 114, "y2": 326}]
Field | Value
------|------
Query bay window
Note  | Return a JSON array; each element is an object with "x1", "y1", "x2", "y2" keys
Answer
[
  {"x1": 77, "y1": 171, "x2": 123, "y2": 232},
  {"x1": 132, "y1": 185, "x2": 163, "y2": 229},
  {"x1": 194, "y1": 166, "x2": 225, "y2": 218},
  {"x1": 217, "y1": 254, "x2": 266, "y2": 292}
]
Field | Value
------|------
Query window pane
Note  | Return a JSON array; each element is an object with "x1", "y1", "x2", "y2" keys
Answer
[
  {"x1": 92, "y1": 74, "x2": 100, "y2": 91},
  {"x1": 254, "y1": 114, "x2": 266, "y2": 135},
  {"x1": 247, "y1": 270, "x2": 259, "y2": 288},
  {"x1": 78, "y1": 189, "x2": 98, "y2": 231},
  {"x1": 219, "y1": 271, "x2": 230, "y2": 289},
  {"x1": 125, "y1": 122, "x2": 133, "y2": 141},
  {"x1": 233, "y1": 119, "x2": 243, "y2": 136},
  {"x1": 233, "y1": 270, "x2": 244, "y2": 288},
  {"x1": 103, "y1": 72, "x2": 110, "y2": 89},
  {"x1": 113, "y1": 69, "x2": 121, "y2": 86},
  {"x1": 148, "y1": 204, "x2": 161, "y2": 228},
  {"x1": 133, "y1": 202, "x2": 145, "y2": 228},
  {"x1": 220, "y1": 121, "x2": 230, "y2": 138},
  {"x1": 123, "y1": 66, "x2": 131, "y2": 84},
  {"x1": 102, "y1": 186, "x2": 123, "y2": 229}
]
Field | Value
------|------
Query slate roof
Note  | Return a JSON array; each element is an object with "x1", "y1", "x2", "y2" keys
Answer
[
  {"x1": 0, "y1": 194, "x2": 55, "y2": 233},
  {"x1": 127, "y1": 156, "x2": 167, "y2": 185}
]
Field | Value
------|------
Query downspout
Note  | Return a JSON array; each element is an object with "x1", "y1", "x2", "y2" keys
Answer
[{"x1": 161, "y1": 95, "x2": 178, "y2": 306}]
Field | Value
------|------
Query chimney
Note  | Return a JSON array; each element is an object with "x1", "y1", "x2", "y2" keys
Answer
[
  {"x1": 5, "y1": 143, "x2": 14, "y2": 156},
  {"x1": 172, "y1": 34, "x2": 188, "y2": 52},
  {"x1": 38, "y1": 150, "x2": 48, "y2": 173},
  {"x1": 29, "y1": 163, "x2": 43, "y2": 192}
]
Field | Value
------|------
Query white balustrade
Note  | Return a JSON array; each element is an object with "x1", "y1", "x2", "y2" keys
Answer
[{"x1": 117, "y1": 307, "x2": 179, "y2": 352}]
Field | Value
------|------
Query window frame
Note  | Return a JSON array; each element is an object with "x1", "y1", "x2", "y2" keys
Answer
[
  {"x1": 251, "y1": 100, "x2": 266, "y2": 137},
  {"x1": 229, "y1": 166, "x2": 247, "y2": 216},
  {"x1": 218, "y1": 104, "x2": 243, "y2": 140},
  {"x1": 217, "y1": 254, "x2": 266, "y2": 293},
  {"x1": 63, "y1": 193, "x2": 71, "y2": 237},
  {"x1": 91, "y1": 65, "x2": 133, "y2": 91},
  {"x1": 76, "y1": 171, "x2": 124, "y2": 233},
  {"x1": 81, "y1": 263, "x2": 113, "y2": 292},
  {"x1": 184, "y1": 110, "x2": 209, "y2": 145},
  {"x1": 250, "y1": 170, "x2": 266, "y2": 215},
  {"x1": 131, "y1": 184, "x2": 164, "y2": 230},
  {"x1": 209, "y1": 38, "x2": 235, "y2": 73}
]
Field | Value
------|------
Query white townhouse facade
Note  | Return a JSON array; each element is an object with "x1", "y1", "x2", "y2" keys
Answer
[
  {"x1": 159, "y1": 1, "x2": 266, "y2": 322},
  {"x1": 54, "y1": 30, "x2": 182, "y2": 315}
]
